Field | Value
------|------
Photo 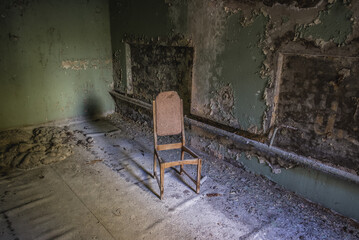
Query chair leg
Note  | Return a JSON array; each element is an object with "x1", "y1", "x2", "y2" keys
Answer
[
  {"x1": 180, "y1": 150, "x2": 184, "y2": 175},
  {"x1": 153, "y1": 153, "x2": 157, "y2": 178},
  {"x1": 160, "y1": 165, "x2": 165, "y2": 200},
  {"x1": 196, "y1": 159, "x2": 202, "y2": 193}
]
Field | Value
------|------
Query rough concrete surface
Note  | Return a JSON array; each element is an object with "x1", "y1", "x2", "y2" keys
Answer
[{"x1": 0, "y1": 114, "x2": 358, "y2": 239}]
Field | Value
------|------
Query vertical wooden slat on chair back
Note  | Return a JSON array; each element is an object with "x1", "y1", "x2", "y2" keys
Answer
[{"x1": 155, "y1": 91, "x2": 182, "y2": 136}]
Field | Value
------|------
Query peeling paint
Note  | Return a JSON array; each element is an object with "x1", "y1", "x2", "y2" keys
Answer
[
  {"x1": 187, "y1": 0, "x2": 228, "y2": 119},
  {"x1": 61, "y1": 59, "x2": 112, "y2": 70},
  {"x1": 297, "y1": 1, "x2": 353, "y2": 45},
  {"x1": 274, "y1": 54, "x2": 359, "y2": 172},
  {"x1": 109, "y1": 0, "x2": 359, "y2": 173},
  {"x1": 219, "y1": 12, "x2": 268, "y2": 132},
  {"x1": 128, "y1": 43, "x2": 193, "y2": 113},
  {"x1": 112, "y1": 50, "x2": 123, "y2": 91},
  {"x1": 208, "y1": 84, "x2": 239, "y2": 128}
]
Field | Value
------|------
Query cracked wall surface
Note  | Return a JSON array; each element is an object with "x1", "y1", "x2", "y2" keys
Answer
[{"x1": 109, "y1": 0, "x2": 359, "y2": 173}]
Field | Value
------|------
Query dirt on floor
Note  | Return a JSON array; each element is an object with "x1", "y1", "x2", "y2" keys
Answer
[
  {"x1": 0, "y1": 126, "x2": 92, "y2": 170},
  {"x1": 0, "y1": 113, "x2": 358, "y2": 239},
  {"x1": 104, "y1": 113, "x2": 359, "y2": 239}
]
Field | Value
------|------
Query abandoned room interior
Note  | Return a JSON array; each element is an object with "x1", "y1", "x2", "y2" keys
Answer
[{"x1": 1, "y1": 0, "x2": 359, "y2": 239}]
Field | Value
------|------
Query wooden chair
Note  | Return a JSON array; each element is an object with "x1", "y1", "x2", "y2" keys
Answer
[{"x1": 152, "y1": 91, "x2": 202, "y2": 199}]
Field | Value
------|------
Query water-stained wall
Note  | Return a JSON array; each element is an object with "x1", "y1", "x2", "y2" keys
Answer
[
  {"x1": 109, "y1": 0, "x2": 359, "y2": 174},
  {"x1": 0, "y1": 0, "x2": 115, "y2": 130}
]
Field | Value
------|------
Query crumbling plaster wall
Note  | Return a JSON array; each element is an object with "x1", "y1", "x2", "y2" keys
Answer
[
  {"x1": 110, "y1": 0, "x2": 359, "y2": 172},
  {"x1": 0, "y1": 0, "x2": 115, "y2": 130},
  {"x1": 110, "y1": 0, "x2": 357, "y2": 129},
  {"x1": 259, "y1": 0, "x2": 359, "y2": 174},
  {"x1": 130, "y1": 44, "x2": 193, "y2": 113},
  {"x1": 109, "y1": 1, "x2": 359, "y2": 220},
  {"x1": 185, "y1": 0, "x2": 269, "y2": 132},
  {"x1": 109, "y1": 0, "x2": 174, "y2": 93},
  {"x1": 185, "y1": 0, "x2": 358, "y2": 135}
]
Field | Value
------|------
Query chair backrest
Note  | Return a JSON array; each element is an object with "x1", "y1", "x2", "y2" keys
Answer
[{"x1": 154, "y1": 91, "x2": 182, "y2": 136}]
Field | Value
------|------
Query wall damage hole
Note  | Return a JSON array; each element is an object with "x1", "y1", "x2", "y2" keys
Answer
[
  {"x1": 61, "y1": 58, "x2": 112, "y2": 70},
  {"x1": 208, "y1": 84, "x2": 239, "y2": 128},
  {"x1": 128, "y1": 43, "x2": 194, "y2": 115}
]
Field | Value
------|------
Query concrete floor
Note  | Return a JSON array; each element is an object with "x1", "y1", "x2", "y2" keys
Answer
[{"x1": 0, "y1": 114, "x2": 358, "y2": 240}]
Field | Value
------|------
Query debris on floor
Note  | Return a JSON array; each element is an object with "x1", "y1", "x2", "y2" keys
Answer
[
  {"x1": 0, "y1": 114, "x2": 358, "y2": 239},
  {"x1": 0, "y1": 126, "x2": 86, "y2": 169},
  {"x1": 101, "y1": 113, "x2": 359, "y2": 239}
]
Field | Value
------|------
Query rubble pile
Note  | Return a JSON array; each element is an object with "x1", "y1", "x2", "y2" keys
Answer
[{"x1": 0, "y1": 126, "x2": 79, "y2": 169}]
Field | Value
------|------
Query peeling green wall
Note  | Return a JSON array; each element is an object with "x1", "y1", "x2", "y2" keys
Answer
[
  {"x1": 109, "y1": 0, "x2": 359, "y2": 221},
  {"x1": 297, "y1": 1, "x2": 352, "y2": 45},
  {"x1": 109, "y1": 0, "x2": 269, "y2": 132},
  {"x1": 219, "y1": 13, "x2": 268, "y2": 130},
  {"x1": 0, "y1": 0, "x2": 115, "y2": 130}
]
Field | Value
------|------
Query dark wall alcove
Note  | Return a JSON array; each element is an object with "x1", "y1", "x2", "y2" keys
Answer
[
  {"x1": 129, "y1": 44, "x2": 194, "y2": 115},
  {"x1": 275, "y1": 55, "x2": 359, "y2": 173}
]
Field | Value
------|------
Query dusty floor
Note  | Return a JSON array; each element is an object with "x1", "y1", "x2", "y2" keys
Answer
[{"x1": 0, "y1": 113, "x2": 358, "y2": 240}]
